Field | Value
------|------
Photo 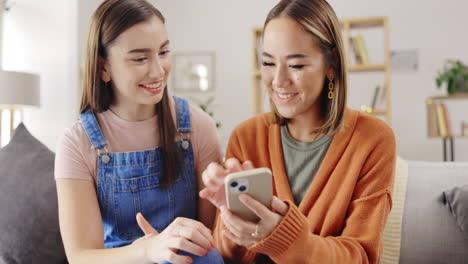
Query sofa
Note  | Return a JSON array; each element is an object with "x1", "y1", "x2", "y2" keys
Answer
[
  {"x1": 381, "y1": 158, "x2": 468, "y2": 264},
  {"x1": 1, "y1": 124, "x2": 468, "y2": 264}
]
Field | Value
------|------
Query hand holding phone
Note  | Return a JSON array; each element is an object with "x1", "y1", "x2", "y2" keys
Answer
[{"x1": 224, "y1": 168, "x2": 273, "y2": 222}]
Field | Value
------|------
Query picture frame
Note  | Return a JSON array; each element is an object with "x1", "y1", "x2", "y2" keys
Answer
[{"x1": 172, "y1": 52, "x2": 215, "y2": 93}]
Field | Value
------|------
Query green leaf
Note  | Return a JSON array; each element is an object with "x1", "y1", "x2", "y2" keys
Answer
[
  {"x1": 206, "y1": 96, "x2": 215, "y2": 105},
  {"x1": 195, "y1": 96, "x2": 222, "y2": 129},
  {"x1": 448, "y1": 78, "x2": 454, "y2": 94},
  {"x1": 436, "y1": 59, "x2": 468, "y2": 93}
]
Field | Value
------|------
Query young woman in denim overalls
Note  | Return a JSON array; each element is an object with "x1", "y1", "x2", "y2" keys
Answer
[{"x1": 55, "y1": 1, "x2": 224, "y2": 263}]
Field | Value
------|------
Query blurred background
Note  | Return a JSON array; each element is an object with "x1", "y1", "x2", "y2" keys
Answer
[{"x1": 2, "y1": 0, "x2": 468, "y2": 161}]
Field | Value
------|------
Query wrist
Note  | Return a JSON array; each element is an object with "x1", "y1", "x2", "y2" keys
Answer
[{"x1": 133, "y1": 234, "x2": 157, "y2": 264}]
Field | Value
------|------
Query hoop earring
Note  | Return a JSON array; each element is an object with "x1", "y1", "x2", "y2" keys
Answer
[{"x1": 327, "y1": 73, "x2": 335, "y2": 99}]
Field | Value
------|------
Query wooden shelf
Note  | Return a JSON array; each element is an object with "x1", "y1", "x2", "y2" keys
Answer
[
  {"x1": 428, "y1": 135, "x2": 468, "y2": 139},
  {"x1": 348, "y1": 64, "x2": 386, "y2": 72},
  {"x1": 368, "y1": 110, "x2": 387, "y2": 115},
  {"x1": 426, "y1": 96, "x2": 468, "y2": 161},
  {"x1": 426, "y1": 95, "x2": 468, "y2": 138},
  {"x1": 427, "y1": 93, "x2": 468, "y2": 102},
  {"x1": 360, "y1": 105, "x2": 387, "y2": 115},
  {"x1": 340, "y1": 17, "x2": 386, "y2": 29},
  {"x1": 341, "y1": 16, "x2": 391, "y2": 124}
]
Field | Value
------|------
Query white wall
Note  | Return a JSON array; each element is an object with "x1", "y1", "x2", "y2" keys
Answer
[
  {"x1": 153, "y1": 0, "x2": 274, "y2": 152},
  {"x1": 327, "y1": 0, "x2": 468, "y2": 161},
  {"x1": 73, "y1": 0, "x2": 468, "y2": 161},
  {"x1": 152, "y1": 0, "x2": 468, "y2": 161},
  {"x1": 3, "y1": 0, "x2": 78, "y2": 151}
]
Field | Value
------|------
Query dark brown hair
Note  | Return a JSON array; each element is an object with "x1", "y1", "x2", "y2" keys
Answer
[
  {"x1": 80, "y1": 0, "x2": 181, "y2": 188},
  {"x1": 264, "y1": 0, "x2": 347, "y2": 136}
]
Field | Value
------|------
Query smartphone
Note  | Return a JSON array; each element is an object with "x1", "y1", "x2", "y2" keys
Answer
[{"x1": 224, "y1": 168, "x2": 273, "y2": 222}]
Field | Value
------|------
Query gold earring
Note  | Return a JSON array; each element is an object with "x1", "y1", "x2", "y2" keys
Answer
[{"x1": 328, "y1": 73, "x2": 335, "y2": 99}]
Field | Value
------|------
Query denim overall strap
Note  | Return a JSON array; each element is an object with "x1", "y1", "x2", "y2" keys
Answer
[
  {"x1": 80, "y1": 111, "x2": 108, "y2": 150},
  {"x1": 174, "y1": 96, "x2": 191, "y2": 134},
  {"x1": 160, "y1": 96, "x2": 223, "y2": 264}
]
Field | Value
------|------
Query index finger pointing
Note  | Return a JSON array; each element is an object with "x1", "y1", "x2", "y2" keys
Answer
[
  {"x1": 202, "y1": 162, "x2": 226, "y2": 190},
  {"x1": 136, "y1": 212, "x2": 159, "y2": 235}
]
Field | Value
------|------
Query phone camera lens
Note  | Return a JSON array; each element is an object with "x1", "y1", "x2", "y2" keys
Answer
[
  {"x1": 239, "y1": 186, "x2": 246, "y2": 192},
  {"x1": 230, "y1": 181, "x2": 238, "y2": 187}
]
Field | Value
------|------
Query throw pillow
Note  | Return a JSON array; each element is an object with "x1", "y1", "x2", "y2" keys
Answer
[
  {"x1": 0, "y1": 123, "x2": 67, "y2": 263},
  {"x1": 443, "y1": 184, "x2": 468, "y2": 240}
]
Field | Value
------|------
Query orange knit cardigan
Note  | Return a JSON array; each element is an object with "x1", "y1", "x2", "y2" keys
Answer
[{"x1": 213, "y1": 108, "x2": 396, "y2": 264}]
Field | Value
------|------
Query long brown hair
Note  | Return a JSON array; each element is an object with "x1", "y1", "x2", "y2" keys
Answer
[
  {"x1": 264, "y1": 0, "x2": 347, "y2": 136},
  {"x1": 80, "y1": 0, "x2": 181, "y2": 188}
]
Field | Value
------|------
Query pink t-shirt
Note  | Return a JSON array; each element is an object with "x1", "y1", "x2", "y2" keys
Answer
[{"x1": 55, "y1": 101, "x2": 223, "y2": 184}]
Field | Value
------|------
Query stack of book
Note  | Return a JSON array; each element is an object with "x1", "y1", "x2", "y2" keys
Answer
[{"x1": 427, "y1": 102, "x2": 452, "y2": 137}]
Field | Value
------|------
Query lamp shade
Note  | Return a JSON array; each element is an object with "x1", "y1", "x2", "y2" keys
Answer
[{"x1": 0, "y1": 70, "x2": 40, "y2": 107}]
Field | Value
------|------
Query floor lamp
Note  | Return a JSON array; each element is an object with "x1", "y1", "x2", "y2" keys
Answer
[{"x1": 0, "y1": 0, "x2": 40, "y2": 147}]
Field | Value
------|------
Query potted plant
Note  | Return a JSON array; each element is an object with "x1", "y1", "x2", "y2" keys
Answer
[
  {"x1": 190, "y1": 96, "x2": 221, "y2": 128},
  {"x1": 436, "y1": 60, "x2": 468, "y2": 94}
]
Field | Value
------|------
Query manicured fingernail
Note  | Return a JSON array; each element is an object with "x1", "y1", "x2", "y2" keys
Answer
[
  {"x1": 239, "y1": 194, "x2": 247, "y2": 201},
  {"x1": 220, "y1": 205, "x2": 227, "y2": 213}
]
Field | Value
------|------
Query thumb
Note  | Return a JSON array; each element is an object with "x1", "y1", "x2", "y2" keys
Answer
[
  {"x1": 271, "y1": 196, "x2": 289, "y2": 216},
  {"x1": 136, "y1": 212, "x2": 159, "y2": 235}
]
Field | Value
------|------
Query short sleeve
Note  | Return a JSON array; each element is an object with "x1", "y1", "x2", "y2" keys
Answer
[
  {"x1": 190, "y1": 105, "x2": 223, "y2": 176},
  {"x1": 54, "y1": 122, "x2": 95, "y2": 183}
]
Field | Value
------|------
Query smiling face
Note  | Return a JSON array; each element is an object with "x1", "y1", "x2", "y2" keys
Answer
[
  {"x1": 262, "y1": 17, "x2": 331, "y2": 121},
  {"x1": 101, "y1": 16, "x2": 171, "y2": 114}
]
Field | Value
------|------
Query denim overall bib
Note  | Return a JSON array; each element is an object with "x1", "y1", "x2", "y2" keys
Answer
[{"x1": 80, "y1": 97, "x2": 223, "y2": 263}]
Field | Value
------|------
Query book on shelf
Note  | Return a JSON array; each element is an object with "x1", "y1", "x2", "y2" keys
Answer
[
  {"x1": 361, "y1": 85, "x2": 386, "y2": 114},
  {"x1": 350, "y1": 34, "x2": 369, "y2": 65},
  {"x1": 349, "y1": 36, "x2": 363, "y2": 65},
  {"x1": 365, "y1": 85, "x2": 385, "y2": 112},
  {"x1": 434, "y1": 103, "x2": 451, "y2": 137},
  {"x1": 370, "y1": 85, "x2": 381, "y2": 110},
  {"x1": 462, "y1": 122, "x2": 468, "y2": 136},
  {"x1": 441, "y1": 104, "x2": 452, "y2": 136},
  {"x1": 254, "y1": 35, "x2": 263, "y2": 71},
  {"x1": 427, "y1": 103, "x2": 439, "y2": 137}
]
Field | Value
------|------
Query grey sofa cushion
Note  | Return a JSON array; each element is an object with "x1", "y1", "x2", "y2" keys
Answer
[
  {"x1": 443, "y1": 184, "x2": 468, "y2": 240},
  {"x1": 400, "y1": 162, "x2": 468, "y2": 264},
  {"x1": 0, "y1": 123, "x2": 66, "y2": 264}
]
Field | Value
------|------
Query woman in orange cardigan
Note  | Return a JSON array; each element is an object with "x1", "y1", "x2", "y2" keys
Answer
[{"x1": 199, "y1": 0, "x2": 396, "y2": 263}]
